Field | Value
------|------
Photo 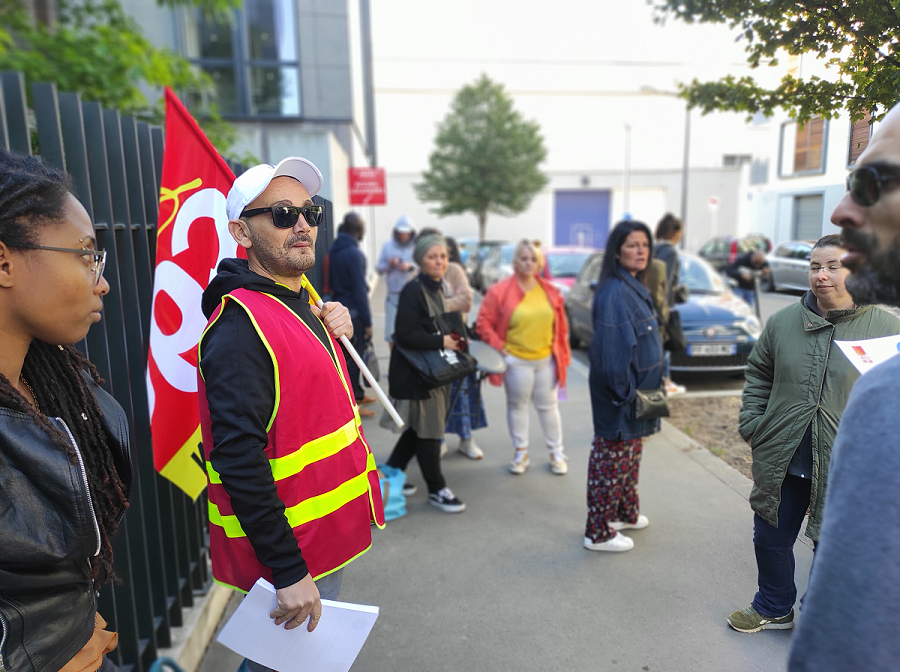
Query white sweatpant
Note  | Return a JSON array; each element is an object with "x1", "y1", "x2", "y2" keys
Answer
[{"x1": 502, "y1": 354, "x2": 564, "y2": 454}]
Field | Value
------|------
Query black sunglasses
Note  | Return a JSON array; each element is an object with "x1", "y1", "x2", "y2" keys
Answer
[
  {"x1": 241, "y1": 204, "x2": 324, "y2": 229},
  {"x1": 846, "y1": 166, "x2": 900, "y2": 207}
]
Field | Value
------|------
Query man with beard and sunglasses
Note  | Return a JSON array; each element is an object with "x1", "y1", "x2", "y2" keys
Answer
[
  {"x1": 197, "y1": 159, "x2": 384, "y2": 672},
  {"x1": 787, "y1": 108, "x2": 900, "y2": 671}
]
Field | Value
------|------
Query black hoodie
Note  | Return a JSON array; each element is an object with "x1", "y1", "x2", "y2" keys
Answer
[{"x1": 199, "y1": 258, "x2": 333, "y2": 588}]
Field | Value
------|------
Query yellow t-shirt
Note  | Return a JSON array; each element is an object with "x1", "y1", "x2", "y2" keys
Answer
[{"x1": 505, "y1": 284, "x2": 554, "y2": 360}]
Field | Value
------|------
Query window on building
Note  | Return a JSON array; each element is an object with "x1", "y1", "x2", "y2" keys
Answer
[
  {"x1": 848, "y1": 113, "x2": 873, "y2": 166},
  {"x1": 183, "y1": 0, "x2": 301, "y2": 117},
  {"x1": 749, "y1": 159, "x2": 769, "y2": 185},
  {"x1": 723, "y1": 154, "x2": 752, "y2": 167},
  {"x1": 779, "y1": 118, "x2": 828, "y2": 177},
  {"x1": 794, "y1": 118, "x2": 825, "y2": 173},
  {"x1": 793, "y1": 194, "x2": 824, "y2": 240}
]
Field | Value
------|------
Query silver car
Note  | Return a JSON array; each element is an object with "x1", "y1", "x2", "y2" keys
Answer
[{"x1": 765, "y1": 240, "x2": 815, "y2": 292}]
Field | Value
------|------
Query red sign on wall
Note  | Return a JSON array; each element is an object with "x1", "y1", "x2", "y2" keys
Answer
[{"x1": 348, "y1": 167, "x2": 387, "y2": 205}]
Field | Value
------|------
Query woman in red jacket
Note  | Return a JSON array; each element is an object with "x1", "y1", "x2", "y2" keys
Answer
[{"x1": 476, "y1": 240, "x2": 571, "y2": 475}]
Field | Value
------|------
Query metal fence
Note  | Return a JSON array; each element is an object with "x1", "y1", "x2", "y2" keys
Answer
[{"x1": 0, "y1": 70, "x2": 335, "y2": 671}]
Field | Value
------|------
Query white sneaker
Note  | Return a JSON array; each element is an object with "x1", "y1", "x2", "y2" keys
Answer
[
  {"x1": 610, "y1": 515, "x2": 649, "y2": 531},
  {"x1": 509, "y1": 452, "x2": 530, "y2": 475},
  {"x1": 549, "y1": 451, "x2": 568, "y2": 475},
  {"x1": 665, "y1": 380, "x2": 687, "y2": 396},
  {"x1": 583, "y1": 532, "x2": 634, "y2": 552},
  {"x1": 457, "y1": 438, "x2": 484, "y2": 460}
]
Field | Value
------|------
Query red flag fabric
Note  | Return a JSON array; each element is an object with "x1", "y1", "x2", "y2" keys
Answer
[{"x1": 149, "y1": 88, "x2": 240, "y2": 499}]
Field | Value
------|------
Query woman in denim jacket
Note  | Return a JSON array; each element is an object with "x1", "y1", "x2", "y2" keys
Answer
[{"x1": 584, "y1": 220, "x2": 663, "y2": 553}]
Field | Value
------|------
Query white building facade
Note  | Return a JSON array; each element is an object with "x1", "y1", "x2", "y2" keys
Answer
[{"x1": 367, "y1": 0, "x2": 787, "y2": 254}]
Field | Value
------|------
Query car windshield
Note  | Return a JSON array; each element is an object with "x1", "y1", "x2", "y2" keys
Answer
[
  {"x1": 501, "y1": 245, "x2": 515, "y2": 264},
  {"x1": 680, "y1": 257, "x2": 726, "y2": 294},
  {"x1": 739, "y1": 238, "x2": 768, "y2": 254},
  {"x1": 546, "y1": 252, "x2": 591, "y2": 278}
]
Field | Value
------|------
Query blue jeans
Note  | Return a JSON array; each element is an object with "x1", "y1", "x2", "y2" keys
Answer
[
  {"x1": 734, "y1": 287, "x2": 756, "y2": 309},
  {"x1": 751, "y1": 475, "x2": 812, "y2": 618},
  {"x1": 663, "y1": 350, "x2": 671, "y2": 381},
  {"x1": 238, "y1": 569, "x2": 344, "y2": 672}
]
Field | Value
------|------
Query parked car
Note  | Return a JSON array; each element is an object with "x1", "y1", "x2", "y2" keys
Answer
[
  {"x1": 564, "y1": 251, "x2": 605, "y2": 347},
  {"x1": 699, "y1": 234, "x2": 772, "y2": 271},
  {"x1": 765, "y1": 240, "x2": 815, "y2": 292},
  {"x1": 539, "y1": 246, "x2": 597, "y2": 297},
  {"x1": 479, "y1": 242, "x2": 516, "y2": 291},
  {"x1": 465, "y1": 239, "x2": 506, "y2": 291},
  {"x1": 565, "y1": 252, "x2": 762, "y2": 372},
  {"x1": 456, "y1": 237, "x2": 479, "y2": 265}
]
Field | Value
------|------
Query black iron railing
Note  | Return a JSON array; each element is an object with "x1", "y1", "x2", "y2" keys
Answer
[{"x1": 0, "y1": 70, "x2": 335, "y2": 671}]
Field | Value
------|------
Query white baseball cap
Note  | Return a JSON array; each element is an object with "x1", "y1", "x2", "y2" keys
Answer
[{"x1": 226, "y1": 157, "x2": 324, "y2": 221}]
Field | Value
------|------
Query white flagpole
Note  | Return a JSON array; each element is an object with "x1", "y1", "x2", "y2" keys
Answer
[{"x1": 302, "y1": 275, "x2": 404, "y2": 428}]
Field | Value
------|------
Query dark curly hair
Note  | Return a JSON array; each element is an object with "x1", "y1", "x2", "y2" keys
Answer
[{"x1": 0, "y1": 148, "x2": 128, "y2": 587}]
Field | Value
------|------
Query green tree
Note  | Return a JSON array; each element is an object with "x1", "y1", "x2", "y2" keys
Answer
[
  {"x1": 652, "y1": 0, "x2": 900, "y2": 123},
  {"x1": 415, "y1": 74, "x2": 548, "y2": 241},
  {"x1": 0, "y1": 0, "x2": 242, "y2": 156}
]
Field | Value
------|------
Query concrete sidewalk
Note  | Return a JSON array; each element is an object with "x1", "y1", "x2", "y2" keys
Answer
[{"x1": 201, "y1": 281, "x2": 812, "y2": 671}]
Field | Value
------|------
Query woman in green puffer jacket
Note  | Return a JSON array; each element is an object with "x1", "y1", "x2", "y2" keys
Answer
[{"x1": 727, "y1": 234, "x2": 900, "y2": 634}]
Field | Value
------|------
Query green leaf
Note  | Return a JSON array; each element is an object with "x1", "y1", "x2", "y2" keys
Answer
[
  {"x1": 651, "y1": 0, "x2": 900, "y2": 122},
  {"x1": 0, "y1": 0, "x2": 243, "y2": 158}
]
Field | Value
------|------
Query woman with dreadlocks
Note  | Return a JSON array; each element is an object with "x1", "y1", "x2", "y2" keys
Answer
[{"x1": 0, "y1": 148, "x2": 132, "y2": 671}]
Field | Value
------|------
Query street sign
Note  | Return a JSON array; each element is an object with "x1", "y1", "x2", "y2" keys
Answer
[{"x1": 348, "y1": 167, "x2": 386, "y2": 205}]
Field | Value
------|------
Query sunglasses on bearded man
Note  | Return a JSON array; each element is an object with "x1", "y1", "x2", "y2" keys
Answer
[
  {"x1": 241, "y1": 204, "x2": 325, "y2": 229},
  {"x1": 846, "y1": 165, "x2": 900, "y2": 207}
]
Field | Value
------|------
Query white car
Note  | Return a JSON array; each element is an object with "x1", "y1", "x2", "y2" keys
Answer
[{"x1": 765, "y1": 240, "x2": 815, "y2": 292}]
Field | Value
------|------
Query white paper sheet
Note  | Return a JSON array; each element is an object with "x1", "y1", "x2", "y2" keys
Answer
[
  {"x1": 835, "y1": 334, "x2": 900, "y2": 375},
  {"x1": 216, "y1": 578, "x2": 379, "y2": 672}
]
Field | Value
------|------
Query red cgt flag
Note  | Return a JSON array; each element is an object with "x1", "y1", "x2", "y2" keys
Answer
[{"x1": 148, "y1": 88, "x2": 242, "y2": 499}]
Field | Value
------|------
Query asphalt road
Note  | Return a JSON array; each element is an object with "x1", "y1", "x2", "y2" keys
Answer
[{"x1": 571, "y1": 289, "x2": 802, "y2": 395}]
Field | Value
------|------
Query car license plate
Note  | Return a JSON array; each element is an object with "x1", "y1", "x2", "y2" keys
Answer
[{"x1": 689, "y1": 343, "x2": 737, "y2": 356}]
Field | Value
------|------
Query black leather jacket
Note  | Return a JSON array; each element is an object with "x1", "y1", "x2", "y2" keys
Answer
[{"x1": 0, "y1": 373, "x2": 132, "y2": 672}]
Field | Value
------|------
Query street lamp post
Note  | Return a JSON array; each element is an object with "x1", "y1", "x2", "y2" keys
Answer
[
  {"x1": 640, "y1": 86, "x2": 690, "y2": 248},
  {"x1": 623, "y1": 123, "x2": 632, "y2": 217}
]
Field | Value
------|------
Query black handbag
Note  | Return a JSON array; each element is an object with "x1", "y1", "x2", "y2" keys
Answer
[
  {"x1": 632, "y1": 389, "x2": 670, "y2": 420},
  {"x1": 664, "y1": 309, "x2": 688, "y2": 353},
  {"x1": 394, "y1": 287, "x2": 478, "y2": 389}
]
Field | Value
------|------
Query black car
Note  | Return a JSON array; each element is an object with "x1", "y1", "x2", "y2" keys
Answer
[{"x1": 565, "y1": 252, "x2": 762, "y2": 372}]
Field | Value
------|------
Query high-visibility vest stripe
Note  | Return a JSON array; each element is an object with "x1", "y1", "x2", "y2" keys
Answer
[
  {"x1": 209, "y1": 453, "x2": 377, "y2": 538},
  {"x1": 198, "y1": 293, "x2": 282, "y2": 432},
  {"x1": 206, "y1": 416, "x2": 361, "y2": 485}
]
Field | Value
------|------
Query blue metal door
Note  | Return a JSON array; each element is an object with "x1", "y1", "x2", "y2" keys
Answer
[{"x1": 554, "y1": 190, "x2": 611, "y2": 247}]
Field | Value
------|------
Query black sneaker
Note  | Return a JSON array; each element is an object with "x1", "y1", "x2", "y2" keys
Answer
[
  {"x1": 428, "y1": 487, "x2": 466, "y2": 513},
  {"x1": 402, "y1": 482, "x2": 417, "y2": 497}
]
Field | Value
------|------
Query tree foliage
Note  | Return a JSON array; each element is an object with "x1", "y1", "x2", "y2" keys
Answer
[
  {"x1": 415, "y1": 74, "x2": 548, "y2": 241},
  {"x1": 0, "y1": 0, "x2": 242, "y2": 156},
  {"x1": 652, "y1": 0, "x2": 900, "y2": 123}
]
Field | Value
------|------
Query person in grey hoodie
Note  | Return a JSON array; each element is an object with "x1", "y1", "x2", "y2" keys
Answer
[
  {"x1": 787, "y1": 103, "x2": 900, "y2": 671},
  {"x1": 376, "y1": 215, "x2": 416, "y2": 344}
]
